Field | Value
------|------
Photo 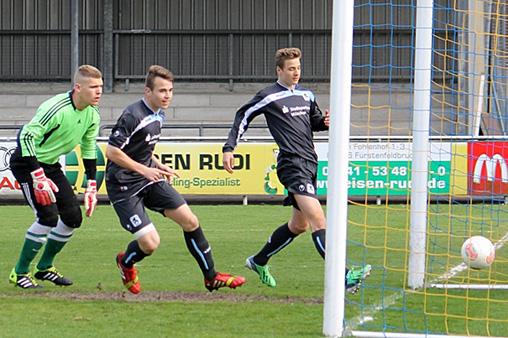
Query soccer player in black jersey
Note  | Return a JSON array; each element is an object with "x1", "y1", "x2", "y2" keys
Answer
[
  {"x1": 223, "y1": 48, "x2": 371, "y2": 294},
  {"x1": 106, "y1": 65, "x2": 245, "y2": 294}
]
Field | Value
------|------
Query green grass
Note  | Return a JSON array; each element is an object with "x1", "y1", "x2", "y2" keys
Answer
[
  {"x1": 0, "y1": 298, "x2": 322, "y2": 338},
  {"x1": 345, "y1": 203, "x2": 508, "y2": 337},
  {"x1": 0, "y1": 204, "x2": 325, "y2": 338},
  {"x1": 2, "y1": 203, "x2": 508, "y2": 337}
]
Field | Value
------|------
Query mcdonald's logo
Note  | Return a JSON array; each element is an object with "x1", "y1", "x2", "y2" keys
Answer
[
  {"x1": 469, "y1": 142, "x2": 508, "y2": 195},
  {"x1": 473, "y1": 154, "x2": 508, "y2": 184}
]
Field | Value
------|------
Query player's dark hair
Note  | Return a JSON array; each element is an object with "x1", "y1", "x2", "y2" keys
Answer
[
  {"x1": 146, "y1": 65, "x2": 174, "y2": 90},
  {"x1": 275, "y1": 48, "x2": 302, "y2": 70}
]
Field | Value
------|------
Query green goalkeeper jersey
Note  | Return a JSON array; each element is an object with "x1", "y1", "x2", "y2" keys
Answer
[{"x1": 18, "y1": 91, "x2": 101, "y2": 164}]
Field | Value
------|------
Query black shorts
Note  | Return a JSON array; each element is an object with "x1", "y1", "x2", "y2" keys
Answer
[
  {"x1": 276, "y1": 155, "x2": 318, "y2": 210},
  {"x1": 110, "y1": 181, "x2": 186, "y2": 235},
  {"x1": 9, "y1": 150, "x2": 80, "y2": 227}
]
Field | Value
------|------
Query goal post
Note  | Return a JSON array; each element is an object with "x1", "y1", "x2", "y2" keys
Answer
[
  {"x1": 323, "y1": 0, "x2": 355, "y2": 336},
  {"x1": 325, "y1": 0, "x2": 508, "y2": 337},
  {"x1": 408, "y1": 0, "x2": 434, "y2": 290}
]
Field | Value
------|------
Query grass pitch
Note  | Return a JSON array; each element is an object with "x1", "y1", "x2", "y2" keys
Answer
[
  {"x1": 0, "y1": 204, "x2": 326, "y2": 338},
  {"x1": 2, "y1": 202, "x2": 506, "y2": 337}
]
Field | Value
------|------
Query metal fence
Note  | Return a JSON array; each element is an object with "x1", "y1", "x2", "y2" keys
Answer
[
  {"x1": 0, "y1": 0, "x2": 454, "y2": 84},
  {"x1": 0, "y1": 30, "x2": 103, "y2": 80},
  {"x1": 114, "y1": 29, "x2": 332, "y2": 81}
]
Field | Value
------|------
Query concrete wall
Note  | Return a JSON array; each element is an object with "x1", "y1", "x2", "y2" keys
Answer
[{"x1": 0, "y1": 82, "x2": 450, "y2": 139}]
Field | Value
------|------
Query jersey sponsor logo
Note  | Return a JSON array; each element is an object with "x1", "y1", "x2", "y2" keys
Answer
[
  {"x1": 145, "y1": 133, "x2": 160, "y2": 145},
  {"x1": 282, "y1": 105, "x2": 290, "y2": 114},
  {"x1": 288, "y1": 105, "x2": 310, "y2": 117}
]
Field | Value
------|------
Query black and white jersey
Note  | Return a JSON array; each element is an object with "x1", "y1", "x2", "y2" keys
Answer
[
  {"x1": 223, "y1": 82, "x2": 328, "y2": 164},
  {"x1": 106, "y1": 99, "x2": 163, "y2": 186}
]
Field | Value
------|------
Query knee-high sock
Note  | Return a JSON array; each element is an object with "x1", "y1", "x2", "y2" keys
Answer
[
  {"x1": 121, "y1": 240, "x2": 149, "y2": 268},
  {"x1": 253, "y1": 223, "x2": 297, "y2": 266},
  {"x1": 15, "y1": 222, "x2": 52, "y2": 274},
  {"x1": 310, "y1": 229, "x2": 350, "y2": 280},
  {"x1": 312, "y1": 229, "x2": 326, "y2": 259},
  {"x1": 184, "y1": 226, "x2": 216, "y2": 281},
  {"x1": 37, "y1": 220, "x2": 74, "y2": 270}
]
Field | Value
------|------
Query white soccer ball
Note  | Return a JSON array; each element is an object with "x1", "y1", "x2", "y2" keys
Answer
[{"x1": 461, "y1": 235, "x2": 495, "y2": 270}]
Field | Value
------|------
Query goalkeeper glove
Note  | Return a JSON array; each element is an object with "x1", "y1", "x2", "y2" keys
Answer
[
  {"x1": 30, "y1": 168, "x2": 59, "y2": 206},
  {"x1": 84, "y1": 180, "x2": 97, "y2": 217}
]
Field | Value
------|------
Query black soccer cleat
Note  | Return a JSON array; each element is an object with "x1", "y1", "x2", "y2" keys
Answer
[{"x1": 34, "y1": 266, "x2": 73, "y2": 286}]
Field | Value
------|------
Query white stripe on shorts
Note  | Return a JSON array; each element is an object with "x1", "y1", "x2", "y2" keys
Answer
[{"x1": 134, "y1": 223, "x2": 156, "y2": 239}]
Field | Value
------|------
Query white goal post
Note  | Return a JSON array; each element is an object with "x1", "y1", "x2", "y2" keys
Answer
[
  {"x1": 323, "y1": 0, "x2": 508, "y2": 337},
  {"x1": 323, "y1": 0, "x2": 355, "y2": 336}
]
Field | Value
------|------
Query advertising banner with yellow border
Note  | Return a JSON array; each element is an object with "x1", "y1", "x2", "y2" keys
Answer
[
  {"x1": 65, "y1": 142, "x2": 285, "y2": 196},
  {"x1": 152, "y1": 142, "x2": 285, "y2": 195},
  {"x1": 0, "y1": 141, "x2": 472, "y2": 198}
]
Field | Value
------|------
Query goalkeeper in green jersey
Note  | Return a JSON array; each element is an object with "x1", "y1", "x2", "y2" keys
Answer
[{"x1": 8, "y1": 65, "x2": 103, "y2": 289}]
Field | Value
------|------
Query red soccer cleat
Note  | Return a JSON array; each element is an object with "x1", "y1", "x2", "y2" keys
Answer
[
  {"x1": 116, "y1": 252, "x2": 141, "y2": 294},
  {"x1": 204, "y1": 271, "x2": 246, "y2": 292}
]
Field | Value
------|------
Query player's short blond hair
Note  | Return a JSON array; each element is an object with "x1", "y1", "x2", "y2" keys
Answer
[
  {"x1": 74, "y1": 65, "x2": 102, "y2": 85},
  {"x1": 145, "y1": 65, "x2": 174, "y2": 90},
  {"x1": 275, "y1": 48, "x2": 302, "y2": 70}
]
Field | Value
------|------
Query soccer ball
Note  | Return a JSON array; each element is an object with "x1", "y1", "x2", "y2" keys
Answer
[{"x1": 461, "y1": 235, "x2": 495, "y2": 270}]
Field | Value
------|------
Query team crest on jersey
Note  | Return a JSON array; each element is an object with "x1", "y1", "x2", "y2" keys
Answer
[{"x1": 301, "y1": 92, "x2": 310, "y2": 101}]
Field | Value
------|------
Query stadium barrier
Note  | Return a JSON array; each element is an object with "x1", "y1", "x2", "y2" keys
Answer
[{"x1": 2, "y1": 138, "x2": 506, "y2": 203}]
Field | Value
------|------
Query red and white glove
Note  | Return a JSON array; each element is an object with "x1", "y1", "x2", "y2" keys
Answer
[
  {"x1": 84, "y1": 180, "x2": 97, "y2": 217},
  {"x1": 30, "y1": 168, "x2": 59, "y2": 206}
]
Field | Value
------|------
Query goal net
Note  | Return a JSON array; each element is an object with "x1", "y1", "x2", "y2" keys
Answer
[{"x1": 340, "y1": 0, "x2": 508, "y2": 337}]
